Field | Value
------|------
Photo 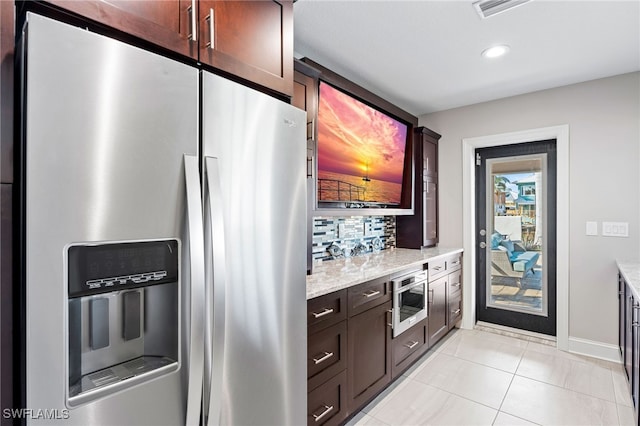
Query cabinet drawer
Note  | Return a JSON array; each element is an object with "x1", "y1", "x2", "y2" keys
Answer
[
  {"x1": 449, "y1": 270, "x2": 462, "y2": 298},
  {"x1": 308, "y1": 321, "x2": 347, "y2": 391},
  {"x1": 307, "y1": 370, "x2": 348, "y2": 426},
  {"x1": 308, "y1": 290, "x2": 347, "y2": 335},
  {"x1": 391, "y1": 321, "x2": 426, "y2": 377},
  {"x1": 348, "y1": 275, "x2": 391, "y2": 317},
  {"x1": 447, "y1": 254, "x2": 462, "y2": 272},
  {"x1": 449, "y1": 294, "x2": 462, "y2": 327},
  {"x1": 428, "y1": 258, "x2": 447, "y2": 280}
]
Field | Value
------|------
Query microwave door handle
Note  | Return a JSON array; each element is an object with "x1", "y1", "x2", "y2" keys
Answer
[
  {"x1": 184, "y1": 154, "x2": 205, "y2": 426},
  {"x1": 204, "y1": 156, "x2": 227, "y2": 426}
]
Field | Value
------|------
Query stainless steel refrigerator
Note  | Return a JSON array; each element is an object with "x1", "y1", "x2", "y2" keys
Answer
[{"x1": 19, "y1": 13, "x2": 306, "y2": 426}]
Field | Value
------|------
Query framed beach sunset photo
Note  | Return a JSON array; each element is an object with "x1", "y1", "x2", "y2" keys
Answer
[{"x1": 316, "y1": 81, "x2": 410, "y2": 207}]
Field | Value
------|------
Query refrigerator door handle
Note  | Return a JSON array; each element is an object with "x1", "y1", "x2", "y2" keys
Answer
[
  {"x1": 184, "y1": 154, "x2": 206, "y2": 426},
  {"x1": 203, "y1": 156, "x2": 227, "y2": 426}
]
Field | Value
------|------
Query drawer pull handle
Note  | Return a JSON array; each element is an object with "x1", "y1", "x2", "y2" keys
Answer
[
  {"x1": 404, "y1": 340, "x2": 419, "y2": 349},
  {"x1": 312, "y1": 308, "x2": 334, "y2": 319},
  {"x1": 451, "y1": 260, "x2": 460, "y2": 266},
  {"x1": 363, "y1": 290, "x2": 381, "y2": 298},
  {"x1": 452, "y1": 283, "x2": 461, "y2": 288},
  {"x1": 432, "y1": 266, "x2": 442, "y2": 271},
  {"x1": 452, "y1": 308, "x2": 461, "y2": 315},
  {"x1": 312, "y1": 405, "x2": 334, "y2": 422},
  {"x1": 312, "y1": 351, "x2": 334, "y2": 365}
]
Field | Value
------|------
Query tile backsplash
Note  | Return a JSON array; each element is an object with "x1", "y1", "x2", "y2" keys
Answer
[{"x1": 312, "y1": 216, "x2": 396, "y2": 262}]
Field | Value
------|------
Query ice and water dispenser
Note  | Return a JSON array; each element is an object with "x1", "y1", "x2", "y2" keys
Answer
[{"x1": 67, "y1": 240, "x2": 179, "y2": 406}]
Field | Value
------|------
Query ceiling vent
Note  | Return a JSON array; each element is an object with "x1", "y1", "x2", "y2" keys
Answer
[{"x1": 473, "y1": 0, "x2": 532, "y2": 19}]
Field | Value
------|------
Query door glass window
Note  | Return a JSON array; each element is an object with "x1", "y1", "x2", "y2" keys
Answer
[{"x1": 487, "y1": 155, "x2": 547, "y2": 316}]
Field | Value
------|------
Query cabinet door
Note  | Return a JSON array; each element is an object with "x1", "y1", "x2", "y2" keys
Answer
[
  {"x1": 347, "y1": 301, "x2": 392, "y2": 412},
  {"x1": 391, "y1": 320, "x2": 426, "y2": 378},
  {"x1": 307, "y1": 370, "x2": 348, "y2": 426},
  {"x1": 198, "y1": 0, "x2": 293, "y2": 96},
  {"x1": 396, "y1": 126, "x2": 440, "y2": 249},
  {"x1": 44, "y1": 0, "x2": 197, "y2": 58},
  {"x1": 423, "y1": 139, "x2": 437, "y2": 179},
  {"x1": 424, "y1": 179, "x2": 438, "y2": 246},
  {"x1": 308, "y1": 321, "x2": 347, "y2": 392},
  {"x1": 428, "y1": 276, "x2": 448, "y2": 346},
  {"x1": 347, "y1": 275, "x2": 391, "y2": 317},
  {"x1": 449, "y1": 294, "x2": 462, "y2": 329},
  {"x1": 634, "y1": 303, "x2": 640, "y2": 420},
  {"x1": 620, "y1": 274, "x2": 626, "y2": 359},
  {"x1": 626, "y1": 288, "x2": 634, "y2": 382},
  {"x1": 308, "y1": 290, "x2": 347, "y2": 335}
]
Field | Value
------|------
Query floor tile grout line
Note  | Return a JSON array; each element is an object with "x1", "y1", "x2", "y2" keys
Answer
[{"x1": 511, "y1": 371, "x2": 621, "y2": 406}]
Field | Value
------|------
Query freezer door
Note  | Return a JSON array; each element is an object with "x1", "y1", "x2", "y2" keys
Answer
[
  {"x1": 201, "y1": 72, "x2": 307, "y2": 425},
  {"x1": 22, "y1": 14, "x2": 200, "y2": 425}
]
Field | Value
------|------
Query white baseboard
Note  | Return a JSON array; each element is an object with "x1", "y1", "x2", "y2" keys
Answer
[{"x1": 567, "y1": 336, "x2": 621, "y2": 364}]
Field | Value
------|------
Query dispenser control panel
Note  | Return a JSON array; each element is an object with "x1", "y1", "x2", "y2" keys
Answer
[{"x1": 68, "y1": 240, "x2": 179, "y2": 298}]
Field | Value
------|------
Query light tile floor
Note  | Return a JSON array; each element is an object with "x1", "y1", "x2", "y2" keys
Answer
[{"x1": 346, "y1": 328, "x2": 635, "y2": 426}]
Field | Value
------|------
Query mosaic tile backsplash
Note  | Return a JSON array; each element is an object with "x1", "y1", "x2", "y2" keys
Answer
[{"x1": 312, "y1": 216, "x2": 396, "y2": 262}]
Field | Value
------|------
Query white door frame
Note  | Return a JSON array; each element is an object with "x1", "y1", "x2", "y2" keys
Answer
[{"x1": 461, "y1": 125, "x2": 569, "y2": 351}]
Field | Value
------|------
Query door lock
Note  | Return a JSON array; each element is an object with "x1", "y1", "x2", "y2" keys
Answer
[{"x1": 479, "y1": 242, "x2": 487, "y2": 248}]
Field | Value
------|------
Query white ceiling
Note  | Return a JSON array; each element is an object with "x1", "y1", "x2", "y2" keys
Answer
[{"x1": 293, "y1": 0, "x2": 640, "y2": 116}]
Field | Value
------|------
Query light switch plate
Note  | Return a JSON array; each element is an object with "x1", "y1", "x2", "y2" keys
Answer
[
  {"x1": 586, "y1": 221, "x2": 598, "y2": 236},
  {"x1": 602, "y1": 221, "x2": 629, "y2": 237}
]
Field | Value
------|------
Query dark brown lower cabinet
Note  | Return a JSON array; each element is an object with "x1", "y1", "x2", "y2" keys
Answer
[
  {"x1": 391, "y1": 320, "x2": 427, "y2": 378},
  {"x1": 308, "y1": 321, "x2": 347, "y2": 392},
  {"x1": 307, "y1": 256, "x2": 463, "y2": 424},
  {"x1": 618, "y1": 271, "x2": 640, "y2": 426},
  {"x1": 307, "y1": 370, "x2": 348, "y2": 426},
  {"x1": 347, "y1": 301, "x2": 392, "y2": 413},
  {"x1": 428, "y1": 276, "x2": 448, "y2": 346}
]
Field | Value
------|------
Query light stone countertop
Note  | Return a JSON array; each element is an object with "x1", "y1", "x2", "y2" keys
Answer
[
  {"x1": 617, "y1": 260, "x2": 640, "y2": 298},
  {"x1": 307, "y1": 247, "x2": 464, "y2": 300}
]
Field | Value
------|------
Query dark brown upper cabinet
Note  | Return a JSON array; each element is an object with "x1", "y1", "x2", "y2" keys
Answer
[
  {"x1": 39, "y1": 0, "x2": 293, "y2": 97},
  {"x1": 396, "y1": 126, "x2": 441, "y2": 249},
  {"x1": 43, "y1": 0, "x2": 197, "y2": 59},
  {"x1": 198, "y1": 1, "x2": 293, "y2": 97}
]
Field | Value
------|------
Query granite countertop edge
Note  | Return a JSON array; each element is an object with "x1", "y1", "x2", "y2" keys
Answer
[
  {"x1": 617, "y1": 260, "x2": 640, "y2": 298},
  {"x1": 307, "y1": 247, "x2": 464, "y2": 300}
]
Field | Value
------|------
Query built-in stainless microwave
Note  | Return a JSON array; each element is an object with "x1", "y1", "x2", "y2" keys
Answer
[{"x1": 391, "y1": 268, "x2": 428, "y2": 337}]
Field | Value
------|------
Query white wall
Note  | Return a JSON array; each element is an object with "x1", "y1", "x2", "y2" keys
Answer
[{"x1": 421, "y1": 72, "x2": 640, "y2": 347}]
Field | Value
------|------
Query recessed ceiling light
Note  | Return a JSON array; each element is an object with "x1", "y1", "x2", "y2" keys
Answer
[{"x1": 481, "y1": 45, "x2": 510, "y2": 59}]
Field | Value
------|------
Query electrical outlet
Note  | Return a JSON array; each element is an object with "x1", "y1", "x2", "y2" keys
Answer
[{"x1": 602, "y1": 221, "x2": 629, "y2": 237}]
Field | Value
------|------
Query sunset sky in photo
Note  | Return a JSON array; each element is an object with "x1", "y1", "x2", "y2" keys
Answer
[{"x1": 317, "y1": 82, "x2": 408, "y2": 184}]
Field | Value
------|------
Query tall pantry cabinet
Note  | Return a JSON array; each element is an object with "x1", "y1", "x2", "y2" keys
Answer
[{"x1": 397, "y1": 126, "x2": 441, "y2": 249}]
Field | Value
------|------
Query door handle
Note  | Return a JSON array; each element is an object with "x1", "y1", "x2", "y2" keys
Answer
[
  {"x1": 204, "y1": 157, "x2": 227, "y2": 426},
  {"x1": 187, "y1": 0, "x2": 197, "y2": 41},
  {"x1": 183, "y1": 154, "x2": 205, "y2": 426},
  {"x1": 206, "y1": 8, "x2": 215, "y2": 49}
]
